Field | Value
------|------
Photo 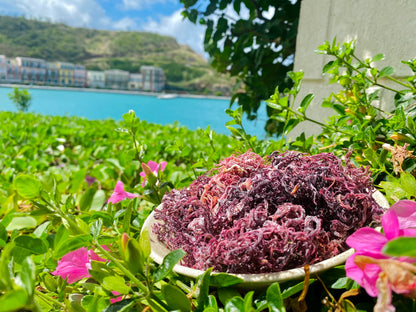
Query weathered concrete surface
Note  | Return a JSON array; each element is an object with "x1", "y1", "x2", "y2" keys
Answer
[{"x1": 292, "y1": 0, "x2": 416, "y2": 136}]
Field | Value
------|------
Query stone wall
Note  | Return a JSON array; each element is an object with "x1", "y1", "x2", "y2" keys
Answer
[{"x1": 292, "y1": 0, "x2": 416, "y2": 136}]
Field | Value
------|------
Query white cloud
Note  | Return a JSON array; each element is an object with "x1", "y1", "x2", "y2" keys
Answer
[
  {"x1": 0, "y1": 0, "x2": 106, "y2": 28},
  {"x1": 141, "y1": 10, "x2": 207, "y2": 58},
  {"x1": 0, "y1": 0, "x2": 207, "y2": 57},
  {"x1": 112, "y1": 17, "x2": 138, "y2": 30},
  {"x1": 121, "y1": 0, "x2": 175, "y2": 11}
]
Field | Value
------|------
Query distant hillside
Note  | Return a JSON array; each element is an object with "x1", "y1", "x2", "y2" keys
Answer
[{"x1": 0, "y1": 15, "x2": 235, "y2": 95}]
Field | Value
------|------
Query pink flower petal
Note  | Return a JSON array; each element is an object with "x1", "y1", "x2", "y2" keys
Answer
[
  {"x1": 89, "y1": 249, "x2": 106, "y2": 262},
  {"x1": 107, "y1": 181, "x2": 138, "y2": 204},
  {"x1": 110, "y1": 291, "x2": 122, "y2": 304},
  {"x1": 382, "y1": 210, "x2": 400, "y2": 240},
  {"x1": 147, "y1": 160, "x2": 159, "y2": 172},
  {"x1": 401, "y1": 228, "x2": 416, "y2": 237},
  {"x1": 346, "y1": 227, "x2": 387, "y2": 252},
  {"x1": 345, "y1": 253, "x2": 384, "y2": 297},
  {"x1": 52, "y1": 248, "x2": 91, "y2": 284},
  {"x1": 159, "y1": 161, "x2": 167, "y2": 172},
  {"x1": 390, "y1": 200, "x2": 416, "y2": 229},
  {"x1": 140, "y1": 161, "x2": 167, "y2": 187},
  {"x1": 114, "y1": 181, "x2": 124, "y2": 194}
]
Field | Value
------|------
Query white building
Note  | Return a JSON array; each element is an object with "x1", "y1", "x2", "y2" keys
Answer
[
  {"x1": 87, "y1": 71, "x2": 105, "y2": 89},
  {"x1": 128, "y1": 73, "x2": 143, "y2": 90},
  {"x1": 0, "y1": 55, "x2": 7, "y2": 81},
  {"x1": 104, "y1": 69, "x2": 129, "y2": 90},
  {"x1": 141, "y1": 66, "x2": 165, "y2": 92}
]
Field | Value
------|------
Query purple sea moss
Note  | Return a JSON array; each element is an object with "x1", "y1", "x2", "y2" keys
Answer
[{"x1": 153, "y1": 150, "x2": 384, "y2": 274}]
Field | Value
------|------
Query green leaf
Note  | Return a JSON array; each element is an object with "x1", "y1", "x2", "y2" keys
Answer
[
  {"x1": 322, "y1": 61, "x2": 336, "y2": 73},
  {"x1": 162, "y1": 284, "x2": 191, "y2": 312},
  {"x1": 14, "y1": 174, "x2": 42, "y2": 199},
  {"x1": 400, "y1": 172, "x2": 416, "y2": 197},
  {"x1": 188, "y1": 9, "x2": 198, "y2": 23},
  {"x1": 283, "y1": 118, "x2": 300, "y2": 134},
  {"x1": 243, "y1": 291, "x2": 254, "y2": 311},
  {"x1": 266, "y1": 282, "x2": 286, "y2": 312},
  {"x1": 380, "y1": 181, "x2": 408, "y2": 204},
  {"x1": 125, "y1": 238, "x2": 144, "y2": 275},
  {"x1": 102, "y1": 275, "x2": 130, "y2": 295},
  {"x1": 224, "y1": 297, "x2": 244, "y2": 312},
  {"x1": 6, "y1": 216, "x2": 37, "y2": 231},
  {"x1": 196, "y1": 267, "x2": 213, "y2": 312},
  {"x1": 153, "y1": 249, "x2": 186, "y2": 282},
  {"x1": 14, "y1": 236, "x2": 48, "y2": 255},
  {"x1": 298, "y1": 93, "x2": 314, "y2": 114},
  {"x1": 79, "y1": 188, "x2": 96, "y2": 211},
  {"x1": 69, "y1": 169, "x2": 88, "y2": 193},
  {"x1": 281, "y1": 279, "x2": 316, "y2": 299},
  {"x1": 218, "y1": 287, "x2": 241, "y2": 307},
  {"x1": 19, "y1": 256, "x2": 36, "y2": 297},
  {"x1": 371, "y1": 53, "x2": 384, "y2": 62},
  {"x1": 382, "y1": 237, "x2": 416, "y2": 257},
  {"x1": 363, "y1": 148, "x2": 380, "y2": 166},
  {"x1": 90, "y1": 219, "x2": 103, "y2": 240},
  {"x1": 0, "y1": 288, "x2": 29, "y2": 312},
  {"x1": 206, "y1": 295, "x2": 218, "y2": 309},
  {"x1": 379, "y1": 66, "x2": 394, "y2": 78},
  {"x1": 139, "y1": 228, "x2": 151, "y2": 259},
  {"x1": 226, "y1": 126, "x2": 243, "y2": 137},
  {"x1": 53, "y1": 234, "x2": 92, "y2": 258},
  {"x1": 266, "y1": 102, "x2": 283, "y2": 111},
  {"x1": 209, "y1": 273, "x2": 243, "y2": 288}
]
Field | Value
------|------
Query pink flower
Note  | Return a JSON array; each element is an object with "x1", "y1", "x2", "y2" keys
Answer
[
  {"x1": 110, "y1": 291, "x2": 122, "y2": 304},
  {"x1": 140, "y1": 160, "x2": 167, "y2": 187},
  {"x1": 107, "y1": 181, "x2": 138, "y2": 204},
  {"x1": 51, "y1": 247, "x2": 106, "y2": 284},
  {"x1": 345, "y1": 200, "x2": 416, "y2": 310},
  {"x1": 52, "y1": 247, "x2": 124, "y2": 303}
]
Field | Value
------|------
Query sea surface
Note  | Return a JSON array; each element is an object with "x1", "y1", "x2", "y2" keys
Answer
[{"x1": 0, "y1": 87, "x2": 269, "y2": 138}]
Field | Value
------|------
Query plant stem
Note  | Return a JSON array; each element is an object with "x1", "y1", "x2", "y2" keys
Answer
[
  {"x1": 34, "y1": 289, "x2": 66, "y2": 309},
  {"x1": 94, "y1": 243, "x2": 148, "y2": 294}
]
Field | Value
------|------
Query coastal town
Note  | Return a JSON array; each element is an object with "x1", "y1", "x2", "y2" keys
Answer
[{"x1": 0, "y1": 55, "x2": 165, "y2": 92}]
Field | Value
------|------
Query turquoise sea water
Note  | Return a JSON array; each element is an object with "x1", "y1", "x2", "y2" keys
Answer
[{"x1": 0, "y1": 87, "x2": 268, "y2": 138}]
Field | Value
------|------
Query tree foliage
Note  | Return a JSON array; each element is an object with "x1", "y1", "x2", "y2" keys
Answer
[
  {"x1": 180, "y1": 0, "x2": 301, "y2": 134},
  {"x1": 8, "y1": 88, "x2": 32, "y2": 112}
]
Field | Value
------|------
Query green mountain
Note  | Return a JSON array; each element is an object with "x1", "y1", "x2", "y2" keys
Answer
[{"x1": 0, "y1": 15, "x2": 234, "y2": 95}]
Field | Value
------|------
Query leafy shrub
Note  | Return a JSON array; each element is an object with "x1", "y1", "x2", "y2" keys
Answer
[{"x1": 8, "y1": 87, "x2": 32, "y2": 112}]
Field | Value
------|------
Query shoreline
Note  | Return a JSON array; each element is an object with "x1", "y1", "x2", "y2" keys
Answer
[{"x1": 0, "y1": 83, "x2": 232, "y2": 101}]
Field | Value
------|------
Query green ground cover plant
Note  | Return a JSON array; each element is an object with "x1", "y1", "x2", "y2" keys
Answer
[{"x1": 1, "y1": 39, "x2": 416, "y2": 311}]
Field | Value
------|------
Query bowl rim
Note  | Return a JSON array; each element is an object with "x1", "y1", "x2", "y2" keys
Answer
[{"x1": 141, "y1": 190, "x2": 389, "y2": 288}]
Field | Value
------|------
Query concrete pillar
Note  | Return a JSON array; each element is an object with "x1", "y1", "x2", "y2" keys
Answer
[{"x1": 292, "y1": 0, "x2": 416, "y2": 136}]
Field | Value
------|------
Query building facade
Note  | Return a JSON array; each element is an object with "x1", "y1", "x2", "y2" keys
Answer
[
  {"x1": 54, "y1": 62, "x2": 75, "y2": 86},
  {"x1": 74, "y1": 64, "x2": 86, "y2": 87},
  {"x1": 86, "y1": 71, "x2": 105, "y2": 89},
  {"x1": 0, "y1": 55, "x2": 7, "y2": 81},
  {"x1": 128, "y1": 73, "x2": 143, "y2": 90},
  {"x1": 0, "y1": 54, "x2": 165, "y2": 92},
  {"x1": 141, "y1": 66, "x2": 165, "y2": 92},
  {"x1": 6, "y1": 58, "x2": 21, "y2": 83},
  {"x1": 15, "y1": 57, "x2": 46, "y2": 85},
  {"x1": 104, "y1": 69, "x2": 129, "y2": 90},
  {"x1": 46, "y1": 62, "x2": 60, "y2": 85}
]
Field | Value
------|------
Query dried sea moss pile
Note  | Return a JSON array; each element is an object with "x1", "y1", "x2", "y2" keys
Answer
[{"x1": 153, "y1": 151, "x2": 384, "y2": 274}]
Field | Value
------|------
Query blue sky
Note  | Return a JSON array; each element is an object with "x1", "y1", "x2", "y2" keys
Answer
[{"x1": 0, "y1": 0, "x2": 207, "y2": 57}]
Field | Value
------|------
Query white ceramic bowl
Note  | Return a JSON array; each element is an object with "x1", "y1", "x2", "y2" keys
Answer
[{"x1": 142, "y1": 190, "x2": 389, "y2": 288}]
